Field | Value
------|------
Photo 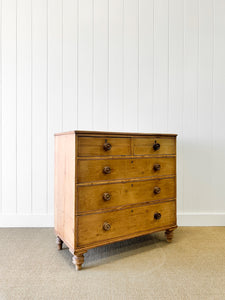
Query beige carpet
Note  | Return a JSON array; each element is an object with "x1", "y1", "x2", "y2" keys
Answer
[{"x1": 0, "y1": 227, "x2": 225, "y2": 300}]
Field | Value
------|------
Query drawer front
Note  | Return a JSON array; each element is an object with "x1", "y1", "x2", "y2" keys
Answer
[
  {"x1": 77, "y1": 157, "x2": 176, "y2": 183},
  {"x1": 77, "y1": 201, "x2": 176, "y2": 246},
  {"x1": 78, "y1": 177, "x2": 176, "y2": 212},
  {"x1": 78, "y1": 137, "x2": 131, "y2": 157},
  {"x1": 134, "y1": 137, "x2": 176, "y2": 155}
]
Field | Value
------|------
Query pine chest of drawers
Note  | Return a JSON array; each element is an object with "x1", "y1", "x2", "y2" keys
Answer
[{"x1": 54, "y1": 131, "x2": 177, "y2": 270}]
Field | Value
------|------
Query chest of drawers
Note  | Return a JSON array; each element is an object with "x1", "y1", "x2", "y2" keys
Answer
[{"x1": 54, "y1": 131, "x2": 177, "y2": 270}]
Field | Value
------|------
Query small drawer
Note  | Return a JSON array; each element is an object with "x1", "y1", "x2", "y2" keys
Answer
[
  {"x1": 77, "y1": 201, "x2": 176, "y2": 246},
  {"x1": 77, "y1": 177, "x2": 176, "y2": 212},
  {"x1": 77, "y1": 157, "x2": 176, "y2": 183},
  {"x1": 134, "y1": 137, "x2": 176, "y2": 156},
  {"x1": 78, "y1": 137, "x2": 131, "y2": 157}
]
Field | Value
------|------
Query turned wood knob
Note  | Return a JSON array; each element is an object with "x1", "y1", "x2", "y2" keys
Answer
[
  {"x1": 153, "y1": 142, "x2": 160, "y2": 151},
  {"x1": 103, "y1": 166, "x2": 111, "y2": 174},
  {"x1": 153, "y1": 164, "x2": 161, "y2": 171},
  {"x1": 103, "y1": 192, "x2": 111, "y2": 201},
  {"x1": 154, "y1": 187, "x2": 161, "y2": 194},
  {"x1": 103, "y1": 142, "x2": 112, "y2": 151},
  {"x1": 103, "y1": 222, "x2": 111, "y2": 231},
  {"x1": 154, "y1": 212, "x2": 161, "y2": 220}
]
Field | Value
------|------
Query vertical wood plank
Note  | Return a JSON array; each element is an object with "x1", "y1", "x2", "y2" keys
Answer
[
  {"x1": 17, "y1": 0, "x2": 32, "y2": 214},
  {"x1": 153, "y1": 0, "x2": 169, "y2": 132},
  {"x1": 62, "y1": 0, "x2": 77, "y2": 131},
  {"x1": 197, "y1": 0, "x2": 213, "y2": 210},
  {"x1": 213, "y1": 0, "x2": 225, "y2": 211},
  {"x1": 2, "y1": 0, "x2": 17, "y2": 214},
  {"x1": 108, "y1": 0, "x2": 123, "y2": 131},
  {"x1": 93, "y1": 0, "x2": 108, "y2": 130},
  {"x1": 48, "y1": 0, "x2": 63, "y2": 214},
  {"x1": 138, "y1": 0, "x2": 154, "y2": 132},
  {"x1": 168, "y1": 0, "x2": 184, "y2": 213},
  {"x1": 32, "y1": 0, "x2": 48, "y2": 214},
  {"x1": 123, "y1": 0, "x2": 139, "y2": 131},
  {"x1": 77, "y1": 0, "x2": 93, "y2": 130},
  {"x1": 183, "y1": 0, "x2": 199, "y2": 212}
]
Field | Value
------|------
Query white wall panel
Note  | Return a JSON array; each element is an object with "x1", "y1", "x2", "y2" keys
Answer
[
  {"x1": 183, "y1": 0, "x2": 199, "y2": 212},
  {"x1": 213, "y1": 0, "x2": 225, "y2": 211},
  {"x1": 77, "y1": 0, "x2": 93, "y2": 129},
  {"x1": 1, "y1": 0, "x2": 225, "y2": 226},
  {"x1": 168, "y1": 0, "x2": 184, "y2": 213},
  {"x1": 197, "y1": 0, "x2": 213, "y2": 210},
  {"x1": 123, "y1": 0, "x2": 139, "y2": 131},
  {"x1": 93, "y1": 0, "x2": 108, "y2": 130},
  {"x1": 153, "y1": 0, "x2": 169, "y2": 132},
  {"x1": 32, "y1": 0, "x2": 48, "y2": 214},
  {"x1": 108, "y1": 0, "x2": 123, "y2": 131},
  {"x1": 2, "y1": 0, "x2": 17, "y2": 214},
  {"x1": 62, "y1": 0, "x2": 77, "y2": 131},
  {"x1": 138, "y1": 0, "x2": 154, "y2": 132},
  {"x1": 17, "y1": 0, "x2": 32, "y2": 214},
  {"x1": 48, "y1": 0, "x2": 63, "y2": 214}
]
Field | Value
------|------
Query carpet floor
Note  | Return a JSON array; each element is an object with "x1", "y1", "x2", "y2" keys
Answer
[{"x1": 0, "y1": 227, "x2": 225, "y2": 300}]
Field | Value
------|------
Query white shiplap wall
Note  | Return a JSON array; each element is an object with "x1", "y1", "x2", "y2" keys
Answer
[{"x1": 1, "y1": 0, "x2": 225, "y2": 227}]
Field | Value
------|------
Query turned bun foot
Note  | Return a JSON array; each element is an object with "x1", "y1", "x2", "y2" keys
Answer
[
  {"x1": 56, "y1": 236, "x2": 63, "y2": 250},
  {"x1": 165, "y1": 229, "x2": 174, "y2": 243},
  {"x1": 72, "y1": 253, "x2": 85, "y2": 271}
]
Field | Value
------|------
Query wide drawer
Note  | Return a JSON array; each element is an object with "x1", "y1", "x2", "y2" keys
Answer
[
  {"x1": 133, "y1": 137, "x2": 176, "y2": 155},
  {"x1": 77, "y1": 201, "x2": 176, "y2": 246},
  {"x1": 77, "y1": 157, "x2": 176, "y2": 183},
  {"x1": 78, "y1": 137, "x2": 131, "y2": 157},
  {"x1": 77, "y1": 177, "x2": 176, "y2": 212}
]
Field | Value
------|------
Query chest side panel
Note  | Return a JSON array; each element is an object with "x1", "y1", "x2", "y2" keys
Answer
[{"x1": 55, "y1": 133, "x2": 75, "y2": 250}]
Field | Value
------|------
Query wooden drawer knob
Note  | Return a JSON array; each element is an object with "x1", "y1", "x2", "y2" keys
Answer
[
  {"x1": 103, "y1": 142, "x2": 112, "y2": 151},
  {"x1": 154, "y1": 212, "x2": 161, "y2": 220},
  {"x1": 103, "y1": 166, "x2": 111, "y2": 174},
  {"x1": 103, "y1": 222, "x2": 111, "y2": 231},
  {"x1": 153, "y1": 142, "x2": 160, "y2": 151},
  {"x1": 153, "y1": 164, "x2": 161, "y2": 171},
  {"x1": 103, "y1": 192, "x2": 111, "y2": 201},
  {"x1": 154, "y1": 187, "x2": 161, "y2": 194}
]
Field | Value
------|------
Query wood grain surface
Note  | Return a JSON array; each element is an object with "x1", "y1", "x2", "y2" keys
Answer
[
  {"x1": 78, "y1": 136, "x2": 131, "y2": 157},
  {"x1": 77, "y1": 157, "x2": 176, "y2": 183},
  {"x1": 77, "y1": 177, "x2": 176, "y2": 213},
  {"x1": 133, "y1": 137, "x2": 176, "y2": 155},
  {"x1": 77, "y1": 200, "x2": 176, "y2": 246},
  {"x1": 54, "y1": 133, "x2": 75, "y2": 250}
]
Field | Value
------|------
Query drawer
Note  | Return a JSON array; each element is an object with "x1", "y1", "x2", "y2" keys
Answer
[
  {"x1": 134, "y1": 137, "x2": 176, "y2": 155},
  {"x1": 78, "y1": 177, "x2": 176, "y2": 212},
  {"x1": 77, "y1": 157, "x2": 176, "y2": 183},
  {"x1": 78, "y1": 137, "x2": 131, "y2": 157},
  {"x1": 77, "y1": 201, "x2": 176, "y2": 246}
]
